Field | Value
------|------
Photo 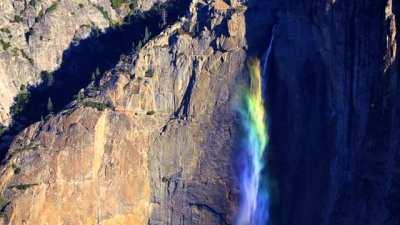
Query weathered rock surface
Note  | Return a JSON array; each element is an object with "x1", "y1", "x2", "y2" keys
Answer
[
  {"x1": 0, "y1": 0, "x2": 400, "y2": 224},
  {"x1": 0, "y1": 0, "x2": 247, "y2": 224},
  {"x1": 0, "y1": 0, "x2": 164, "y2": 125}
]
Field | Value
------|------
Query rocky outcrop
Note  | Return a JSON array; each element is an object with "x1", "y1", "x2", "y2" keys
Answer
[
  {"x1": 0, "y1": 0, "x2": 165, "y2": 125},
  {"x1": 0, "y1": 0, "x2": 399, "y2": 224},
  {"x1": 0, "y1": 0, "x2": 248, "y2": 224}
]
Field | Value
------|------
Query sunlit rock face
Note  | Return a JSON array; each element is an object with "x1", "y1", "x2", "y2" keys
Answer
[
  {"x1": 0, "y1": 0, "x2": 248, "y2": 224},
  {"x1": 0, "y1": 0, "x2": 399, "y2": 225},
  {"x1": 0, "y1": 0, "x2": 165, "y2": 125}
]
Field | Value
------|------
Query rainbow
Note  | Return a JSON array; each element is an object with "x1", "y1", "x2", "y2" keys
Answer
[{"x1": 236, "y1": 58, "x2": 269, "y2": 225}]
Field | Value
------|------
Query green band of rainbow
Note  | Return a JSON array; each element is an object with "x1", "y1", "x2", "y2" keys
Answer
[{"x1": 236, "y1": 58, "x2": 270, "y2": 225}]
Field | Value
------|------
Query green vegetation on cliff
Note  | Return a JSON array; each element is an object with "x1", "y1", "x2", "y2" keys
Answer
[
  {"x1": 111, "y1": 0, "x2": 138, "y2": 9},
  {"x1": 82, "y1": 101, "x2": 114, "y2": 111},
  {"x1": 8, "y1": 183, "x2": 38, "y2": 191},
  {"x1": 10, "y1": 86, "x2": 31, "y2": 116}
]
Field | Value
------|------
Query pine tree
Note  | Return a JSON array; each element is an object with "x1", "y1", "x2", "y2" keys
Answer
[
  {"x1": 47, "y1": 97, "x2": 54, "y2": 113},
  {"x1": 95, "y1": 68, "x2": 100, "y2": 76},
  {"x1": 160, "y1": 8, "x2": 167, "y2": 27},
  {"x1": 136, "y1": 40, "x2": 142, "y2": 52},
  {"x1": 144, "y1": 27, "x2": 150, "y2": 42},
  {"x1": 48, "y1": 72, "x2": 54, "y2": 86},
  {"x1": 74, "y1": 89, "x2": 84, "y2": 103}
]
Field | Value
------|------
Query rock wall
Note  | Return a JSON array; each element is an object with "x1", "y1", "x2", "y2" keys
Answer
[
  {"x1": 0, "y1": 0, "x2": 399, "y2": 224},
  {"x1": 0, "y1": 0, "x2": 248, "y2": 224},
  {"x1": 0, "y1": 0, "x2": 165, "y2": 125},
  {"x1": 263, "y1": 0, "x2": 400, "y2": 225}
]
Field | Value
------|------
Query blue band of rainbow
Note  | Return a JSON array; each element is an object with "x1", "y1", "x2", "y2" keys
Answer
[{"x1": 236, "y1": 58, "x2": 269, "y2": 225}]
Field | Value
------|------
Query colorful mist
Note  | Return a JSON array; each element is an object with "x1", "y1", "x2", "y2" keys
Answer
[{"x1": 236, "y1": 58, "x2": 269, "y2": 225}]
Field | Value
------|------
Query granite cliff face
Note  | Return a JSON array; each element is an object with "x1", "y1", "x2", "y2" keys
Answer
[
  {"x1": 0, "y1": 0, "x2": 165, "y2": 125},
  {"x1": 266, "y1": 1, "x2": 400, "y2": 225},
  {"x1": 0, "y1": 0, "x2": 246, "y2": 224},
  {"x1": 0, "y1": 0, "x2": 399, "y2": 225}
]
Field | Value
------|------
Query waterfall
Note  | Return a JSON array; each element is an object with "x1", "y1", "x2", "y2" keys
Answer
[
  {"x1": 262, "y1": 27, "x2": 276, "y2": 88},
  {"x1": 236, "y1": 32, "x2": 274, "y2": 225}
]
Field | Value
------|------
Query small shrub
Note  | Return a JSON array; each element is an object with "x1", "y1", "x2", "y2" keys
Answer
[
  {"x1": 82, "y1": 101, "x2": 114, "y2": 111},
  {"x1": 129, "y1": 0, "x2": 138, "y2": 10},
  {"x1": 8, "y1": 183, "x2": 38, "y2": 191},
  {"x1": 0, "y1": 195, "x2": 9, "y2": 215},
  {"x1": 13, "y1": 15, "x2": 23, "y2": 23},
  {"x1": 145, "y1": 69, "x2": 154, "y2": 78},
  {"x1": 234, "y1": 5, "x2": 246, "y2": 13},
  {"x1": 95, "y1": 6, "x2": 111, "y2": 23},
  {"x1": 110, "y1": 0, "x2": 139, "y2": 10},
  {"x1": 11, "y1": 164, "x2": 21, "y2": 175},
  {"x1": 0, "y1": 124, "x2": 5, "y2": 136},
  {"x1": 10, "y1": 88, "x2": 30, "y2": 116},
  {"x1": 176, "y1": 28, "x2": 194, "y2": 37},
  {"x1": 161, "y1": 176, "x2": 168, "y2": 182},
  {"x1": 0, "y1": 28, "x2": 10, "y2": 34},
  {"x1": 11, "y1": 48, "x2": 19, "y2": 56},
  {"x1": 0, "y1": 39, "x2": 11, "y2": 51},
  {"x1": 14, "y1": 143, "x2": 39, "y2": 153},
  {"x1": 20, "y1": 50, "x2": 34, "y2": 64},
  {"x1": 74, "y1": 91, "x2": 85, "y2": 103},
  {"x1": 30, "y1": 0, "x2": 37, "y2": 7},
  {"x1": 78, "y1": 3, "x2": 84, "y2": 8},
  {"x1": 37, "y1": 9, "x2": 45, "y2": 21},
  {"x1": 0, "y1": 196, "x2": 6, "y2": 208},
  {"x1": 110, "y1": 0, "x2": 126, "y2": 9},
  {"x1": 146, "y1": 110, "x2": 155, "y2": 115},
  {"x1": 47, "y1": 2, "x2": 58, "y2": 14}
]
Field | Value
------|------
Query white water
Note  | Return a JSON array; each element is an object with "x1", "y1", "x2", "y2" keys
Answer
[{"x1": 262, "y1": 26, "x2": 277, "y2": 88}]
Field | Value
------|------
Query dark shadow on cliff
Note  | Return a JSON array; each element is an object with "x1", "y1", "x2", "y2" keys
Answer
[
  {"x1": 235, "y1": 1, "x2": 337, "y2": 224},
  {"x1": 0, "y1": 0, "x2": 192, "y2": 161},
  {"x1": 387, "y1": 2, "x2": 400, "y2": 223},
  {"x1": 240, "y1": 1, "x2": 279, "y2": 225},
  {"x1": 243, "y1": 1, "x2": 400, "y2": 225},
  {"x1": 251, "y1": 2, "x2": 337, "y2": 225},
  {"x1": 243, "y1": 0, "x2": 277, "y2": 56}
]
